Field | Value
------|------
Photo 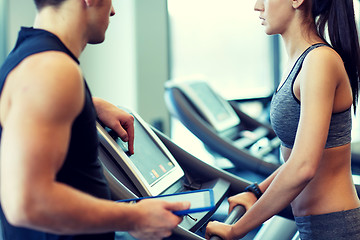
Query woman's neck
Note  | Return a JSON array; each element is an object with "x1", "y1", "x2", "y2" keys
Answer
[{"x1": 281, "y1": 23, "x2": 324, "y2": 61}]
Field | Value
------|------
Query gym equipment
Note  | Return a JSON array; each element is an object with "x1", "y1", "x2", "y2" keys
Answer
[
  {"x1": 97, "y1": 107, "x2": 296, "y2": 240},
  {"x1": 164, "y1": 78, "x2": 281, "y2": 176},
  {"x1": 351, "y1": 142, "x2": 360, "y2": 174}
]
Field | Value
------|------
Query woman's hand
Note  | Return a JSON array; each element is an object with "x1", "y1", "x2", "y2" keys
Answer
[
  {"x1": 205, "y1": 192, "x2": 257, "y2": 239},
  {"x1": 228, "y1": 192, "x2": 257, "y2": 213},
  {"x1": 205, "y1": 221, "x2": 234, "y2": 240}
]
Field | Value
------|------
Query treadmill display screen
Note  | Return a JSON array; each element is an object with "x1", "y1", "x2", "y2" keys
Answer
[
  {"x1": 190, "y1": 82, "x2": 231, "y2": 122},
  {"x1": 110, "y1": 119, "x2": 176, "y2": 186}
]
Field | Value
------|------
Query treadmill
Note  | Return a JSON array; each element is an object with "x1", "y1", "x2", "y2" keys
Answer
[
  {"x1": 96, "y1": 107, "x2": 297, "y2": 240},
  {"x1": 164, "y1": 78, "x2": 281, "y2": 177}
]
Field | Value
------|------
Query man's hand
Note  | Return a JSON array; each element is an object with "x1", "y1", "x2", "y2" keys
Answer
[
  {"x1": 129, "y1": 199, "x2": 190, "y2": 240},
  {"x1": 93, "y1": 97, "x2": 134, "y2": 154}
]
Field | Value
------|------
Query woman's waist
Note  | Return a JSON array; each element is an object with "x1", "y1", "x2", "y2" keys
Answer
[{"x1": 291, "y1": 173, "x2": 359, "y2": 217}]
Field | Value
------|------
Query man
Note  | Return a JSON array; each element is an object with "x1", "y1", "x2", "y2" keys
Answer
[{"x1": 0, "y1": 0, "x2": 189, "y2": 239}]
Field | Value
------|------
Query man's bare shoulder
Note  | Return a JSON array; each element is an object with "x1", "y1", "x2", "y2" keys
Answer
[
  {"x1": 16, "y1": 50, "x2": 82, "y2": 84},
  {"x1": 3, "y1": 51, "x2": 85, "y2": 124}
]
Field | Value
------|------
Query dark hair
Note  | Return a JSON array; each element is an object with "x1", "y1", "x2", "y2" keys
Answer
[
  {"x1": 34, "y1": 0, "x2": 66, "y2": 10},
  {"x1": 313, "y1": 0, "x2": 360, "y2": 112}
]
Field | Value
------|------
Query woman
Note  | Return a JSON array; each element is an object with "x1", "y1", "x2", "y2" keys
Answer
[{"x1": 205, "y1": 0, "x2": 360, "y2": 239}]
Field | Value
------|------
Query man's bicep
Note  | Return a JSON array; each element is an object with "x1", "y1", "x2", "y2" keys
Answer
[
  {"x1": 1, "y1": 107, "x2": 72, "y2": 191},
  {"x1": 0, "y1": 84, "x2": 81, "y2": 205}
]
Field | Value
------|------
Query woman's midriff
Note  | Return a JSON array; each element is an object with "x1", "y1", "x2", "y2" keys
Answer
[{"x1": 281, "y1": 144, "x2": 360, "y2": 217}]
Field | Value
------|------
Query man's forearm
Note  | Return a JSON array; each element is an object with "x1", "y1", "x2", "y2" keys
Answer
[{"x1": 4, "y1": 181, "x2": 136, "y2": 235}]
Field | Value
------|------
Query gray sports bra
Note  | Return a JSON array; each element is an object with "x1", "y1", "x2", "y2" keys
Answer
[{"x1": 270, "y1": 43, "x2": 352, "y2": 149}]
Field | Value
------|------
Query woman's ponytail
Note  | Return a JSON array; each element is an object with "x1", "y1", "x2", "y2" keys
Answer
[{"x1": 314, "y1": 0, "x2": 360, "y2": 112}]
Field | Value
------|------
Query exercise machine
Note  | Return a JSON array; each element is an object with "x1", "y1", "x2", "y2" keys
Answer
[
  {"x1": 165, "y1": 78, "x2": 281, "y2": 177},
  {"x1": 96, "y1": 107, "x2": 297, "y2": 240}
]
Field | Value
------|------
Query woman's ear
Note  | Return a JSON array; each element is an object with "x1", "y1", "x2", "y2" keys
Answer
[
  {"x1": 84, "y1": 0, "x2": 93, "y2": 7},
  {"x1": 292, "y1": 0, "x2": 305, "y2": 9}
]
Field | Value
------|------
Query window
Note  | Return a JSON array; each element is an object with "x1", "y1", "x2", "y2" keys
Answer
[
  {"x1": 167, "y1": 0, "x2": 275, "y2": 100},
  {"x1": 0, "y1": 0, "x2": 8, "y2": 64}
]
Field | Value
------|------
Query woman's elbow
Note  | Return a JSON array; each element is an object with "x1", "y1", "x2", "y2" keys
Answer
[{"x1": 297, "y1": 163, "x2": 317, "y2": 184}]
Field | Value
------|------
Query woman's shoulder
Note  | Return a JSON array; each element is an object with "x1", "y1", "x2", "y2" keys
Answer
[
  {"x1": 301, "y1": 44, "x2": 346, "y2": 81},
  {"x1": 304, "y1": 45, "x2": 344, "y2": 69}
]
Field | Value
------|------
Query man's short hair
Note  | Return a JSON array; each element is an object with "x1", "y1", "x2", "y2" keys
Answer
[{"x1": 34, "y1": 0, "x2": 66, "y2": 10}]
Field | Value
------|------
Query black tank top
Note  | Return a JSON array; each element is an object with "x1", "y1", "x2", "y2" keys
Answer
[{"x1": 0, "y1": 27, "x2": 114, "y2": 240}]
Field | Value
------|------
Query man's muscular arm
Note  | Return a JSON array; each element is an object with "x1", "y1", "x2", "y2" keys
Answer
[{"x1": 0, "y1": 52, "x2": 188, "y2": 237}]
